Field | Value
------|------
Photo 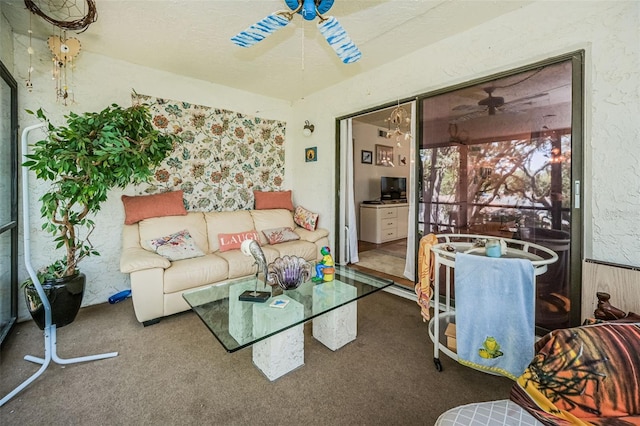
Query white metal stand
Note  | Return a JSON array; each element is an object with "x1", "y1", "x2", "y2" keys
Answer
[{"x1": 0, "y1": 123, "x2": 118, "y2": 408}]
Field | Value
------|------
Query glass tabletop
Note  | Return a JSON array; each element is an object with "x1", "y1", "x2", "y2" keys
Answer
[{"x1": 182, "y1": 265, "x2": 394, "y2": 353}]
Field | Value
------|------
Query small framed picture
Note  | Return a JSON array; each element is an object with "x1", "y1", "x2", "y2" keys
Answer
[
  {"x1": 398, "y1": 154, "x2": 407, "y2": 166},
  {"x1": 361, "y1": 150, "x2": 373, "y2": 164},
  {"x1": 375, "y1": 144, "x2": 394, "y2": 167},
  {"x1": 305, "y1": 146, "x2": 317, "y2": 162}
]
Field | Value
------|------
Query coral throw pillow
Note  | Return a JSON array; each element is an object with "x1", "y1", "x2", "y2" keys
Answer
[
  {"x1": 218, "y1": 231, "x2": 261, "y2": 252},
  {"x1": 293, "y1": 205, "x2": 319, "y2": 231},
  {"x1": 262, "y1": 227, "x2": 300, "y2": 245},
  {"x1": 146, "y1": 229, "x2": 205, "y2": 261},
  {"x1": 122, "y1": 190, "x2": 187, "y2": 225},
  {"x1": 253, "y1": 190, "x2": 294, "y2": 211}
]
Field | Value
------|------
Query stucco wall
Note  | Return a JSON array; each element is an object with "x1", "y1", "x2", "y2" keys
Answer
[
  {"x1": 291, "y1": 0, "x2": 640, "y2": 268},
  {"x1": 0, "y1": 5, "x2": 14, "y2": 68},
  {"x1": 12, "y1": 33, "x2": 293, "y2": 319}
]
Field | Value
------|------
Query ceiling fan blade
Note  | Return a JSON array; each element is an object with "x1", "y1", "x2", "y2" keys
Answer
[
  {"x1": 231, "y1": 14, "x2": 290, "y2": 48},
  {"x1": 317, "y1": 0, "x2": 335, "y2": 15},
  {"x1": 318, "y1": 16, "x2": 361, "y2": 64}
]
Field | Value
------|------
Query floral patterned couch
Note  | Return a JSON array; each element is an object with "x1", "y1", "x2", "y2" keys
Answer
[{"x1": 120, "y1": 208, "x2": 329, "y2": 325}]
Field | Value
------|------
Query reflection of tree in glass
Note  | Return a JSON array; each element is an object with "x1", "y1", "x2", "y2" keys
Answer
[{"x1": 421, "y1": 132, "x2": 571, "y2": 230}]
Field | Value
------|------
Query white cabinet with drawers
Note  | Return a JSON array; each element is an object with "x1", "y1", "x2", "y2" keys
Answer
[{"x1": 359, "y1": 203, "x2": 409, "y2": 244}]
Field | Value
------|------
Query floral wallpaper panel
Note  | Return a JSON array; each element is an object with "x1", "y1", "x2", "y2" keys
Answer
[{"x1": 131, "y1": 93, "x2": 286, "y2": 211}]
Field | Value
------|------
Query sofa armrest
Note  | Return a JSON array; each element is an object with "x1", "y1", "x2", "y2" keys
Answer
[
  {"x1": 120, "y1": 247, "x2": 171, "y2": 273},
  {"x1": 295, "y1": 227, "x2": 329, "y2": 243}
]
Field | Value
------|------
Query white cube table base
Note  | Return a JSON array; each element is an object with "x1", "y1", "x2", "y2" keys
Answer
[
  {"x1": 252, "y1": 296, "x2": 304, "y2": 381},
  {"x1": 312, "y1": 281, "x2": 358, "y2": 351}
]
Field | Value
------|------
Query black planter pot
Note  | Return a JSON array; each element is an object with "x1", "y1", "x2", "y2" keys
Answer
[{"x1": 24, "y1": 273, "x2": 85, "y2": 330}]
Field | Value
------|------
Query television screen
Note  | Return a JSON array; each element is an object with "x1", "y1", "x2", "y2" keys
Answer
[{"x1": 381, "y1": 176, "x2": 407, "y2": 200}]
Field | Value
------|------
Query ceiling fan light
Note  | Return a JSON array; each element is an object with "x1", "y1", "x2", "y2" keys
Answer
[
  {"x1": 231, "y1": 14, "x2": 290, "y2": 48},
  {"x1": 318, "y1": 16, "x2": 362, "y2": 64}
]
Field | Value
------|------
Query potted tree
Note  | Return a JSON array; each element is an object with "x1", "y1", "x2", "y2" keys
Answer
[{"x1": 23, "y1": 103, "x2": 177, "y2": 329}]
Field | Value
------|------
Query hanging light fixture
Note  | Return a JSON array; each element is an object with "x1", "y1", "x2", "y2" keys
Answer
[{"x1": 385, "y1": 102, "x2": 412, "y2": 147}]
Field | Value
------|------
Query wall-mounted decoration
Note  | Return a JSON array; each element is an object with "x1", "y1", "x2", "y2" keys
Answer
[
  {"x1": 361, "y1": 150, "x2": 372, "y2": 164},
  {"x1": 131, "y1": 93, "x2": 286, "y2": 211},
  {"x1": 399, "y1": 155, "x2": 407, "y2": 166},
  {"x1": 375, "y1": 144, "x2": 394, "y2": 167},
  {"x1": 25, "y1": 0, "x2": 98, "y2": 104},
  {"x1": 305, "y1": 146, "x2": 317, "y2": 162}
]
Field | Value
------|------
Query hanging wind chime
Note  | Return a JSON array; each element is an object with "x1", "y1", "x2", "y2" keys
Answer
[{"x1": 24, "y1": 0, "x2": 97, "y2": 105}]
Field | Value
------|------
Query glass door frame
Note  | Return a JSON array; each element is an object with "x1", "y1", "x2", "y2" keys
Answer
[
  {"x1": 0, "y1": 60, "x2": 18, "y2": 348},
  {"x1": 414, "y1": 51, "x2": 584, "y2": 330}
]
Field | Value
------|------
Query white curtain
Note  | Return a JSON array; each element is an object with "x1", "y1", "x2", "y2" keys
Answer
[
  {"x1": 338, "y1": 118, "x2": 359, "y2": 265},
  {"x1": 403, "y1": 101, "x2": 417, "y2": 281}
]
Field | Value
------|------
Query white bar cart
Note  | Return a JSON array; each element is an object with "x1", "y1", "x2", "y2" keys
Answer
[{"x1": 428, "y1": 234, "x2": 558, "y2": 372}]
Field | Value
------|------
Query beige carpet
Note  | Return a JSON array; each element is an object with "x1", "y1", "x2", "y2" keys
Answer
[
  {"x1": 356, "y1": 250, "x2": 406, "y2": 278},
  {"x1": 0, "y1": 292, "x2": 513, "y2": 425}
]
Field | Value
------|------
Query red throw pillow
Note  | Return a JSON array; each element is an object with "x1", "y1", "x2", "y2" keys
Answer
[
  {"x1": 218, "y1": 231, "x2": 261, "y2": 252},
  {"x1": 253, "y1": 190, "x2": 294, "y2": 211},
  {"x1": 121, "y1": 190, "x2": 187, "y2": 225}
]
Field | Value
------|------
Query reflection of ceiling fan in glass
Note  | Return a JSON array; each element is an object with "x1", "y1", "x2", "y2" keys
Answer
[
  {"x1": 477, "y1": 87, "x2": 504, "y2": 116},
  {"x1": 231, "y1": 0, "x2": 362, "y2": 64},
  {"x1": 452, "y1": 87, "x2": 548, "y2": 121}
]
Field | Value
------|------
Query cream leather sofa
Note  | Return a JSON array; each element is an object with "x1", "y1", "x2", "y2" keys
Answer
[{"x1": 120, "y1": 209, "x2": 329, "y2": 325}]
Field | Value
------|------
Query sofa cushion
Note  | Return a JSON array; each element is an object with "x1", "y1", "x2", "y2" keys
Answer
[
  {"x1": 145, "y1": 229, "x2": 205, "y2": 261},
  {"x1": 270, "y1": 240, "x2": 318, "y2": 261},
  {"x1": 139, "y1": 212, "x2": 209, "y2": 253},
  {"x1": 204, "y1": 211, "x2": 255, "y2": 253},
  {"x1": 253, "y1": 190, "x2": 293, "y2": 211},
  {"x1": 216, "y1": 246, "x2": 280, "y2": 279},
  {"x1": 250, "y1": 209, "x2": 296, "y2": 245},
  {"x1": 121, "y1": 190, "x2": 187, "y2": 225},
  {"x1": 163, "y1": 254, "x2": 229, "y2": 293},
  {"x1": 218, "y1": 231, "x2": 261, "y2": 252}
]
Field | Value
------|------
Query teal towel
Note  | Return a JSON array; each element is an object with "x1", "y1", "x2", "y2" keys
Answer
[{"x1": 454, "y1": 252, "x2": 535, "y2": 380}]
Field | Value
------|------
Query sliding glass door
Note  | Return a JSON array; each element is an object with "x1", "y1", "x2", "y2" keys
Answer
[
  {"x1": 0, "y1": 61, "x2": 18, "y2": 347},
  {"x1": 418, "y1": 52, "x2": 583, "y2": 331}
]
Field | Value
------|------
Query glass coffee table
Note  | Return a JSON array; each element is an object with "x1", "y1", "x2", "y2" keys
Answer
[{"x1": 183, "y1": 265, "x2": 393, "y2": 380}]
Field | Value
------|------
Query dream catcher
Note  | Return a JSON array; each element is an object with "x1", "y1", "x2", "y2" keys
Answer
[
  {"x1": 24, "y1": 0, "x2": 97, "y2": 104},
  {"x1": 231, "y1": 0, "x2": 361, "y2": 64}
]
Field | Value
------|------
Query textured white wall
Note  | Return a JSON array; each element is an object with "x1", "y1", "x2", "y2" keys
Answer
[
  {"x1": 0, "y1": 7, "x2": 14, "y2": 68},
  {"x1": 12, "y1": 33, "x2": 293, "y2": 319},
  {"x1": 291, "y1": 0, "x2": 640, "y2": 268}
]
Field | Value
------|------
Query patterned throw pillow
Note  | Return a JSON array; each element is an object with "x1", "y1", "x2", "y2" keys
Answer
[
  {"x1": 146, "y1": 229, "x2": 205, "y2": 261},
  {"x1": 293, "y1": 205, "x2": 319, "y2": 231},
  {"x1": 218, "y1": 231, "x2": 261, "y2": 252},
  {"x1": 262, "y1": 227, "x2": 300, "y2": 245}
]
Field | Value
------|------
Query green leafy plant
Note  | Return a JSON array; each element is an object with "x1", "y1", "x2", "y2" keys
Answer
[{"x1": 24, "y1": 103, "x2": 177, "y2": 279}]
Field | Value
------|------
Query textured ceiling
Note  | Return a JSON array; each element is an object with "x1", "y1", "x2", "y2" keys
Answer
[{"x1": 1, "y1": 0, "x2": 534, "y2": 102}]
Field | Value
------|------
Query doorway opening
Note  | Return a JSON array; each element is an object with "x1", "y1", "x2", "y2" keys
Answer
[{"x1": 339, "y1": 102, "x2": 416, "y2": 289}]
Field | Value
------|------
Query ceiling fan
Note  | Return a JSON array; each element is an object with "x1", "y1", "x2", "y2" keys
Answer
[{"x1": 231, "y1": 0, "x2": 362, "y2": 64}]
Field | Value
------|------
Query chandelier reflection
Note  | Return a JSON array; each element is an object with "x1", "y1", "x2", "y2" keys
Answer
[{"x1": 385, "y1": 103, "x2": 412, "y2": 147}]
